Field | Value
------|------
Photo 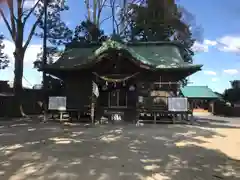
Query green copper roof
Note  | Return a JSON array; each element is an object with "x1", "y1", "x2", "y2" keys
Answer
[
  {"x1": 180, "y1": 86, "x2": 219, "y2": 98},
  {"x1": 46, "y1": 40, "x2": 202, "y2": 70},
  {"x1": 129, "y1": 45, "x2": 199, "y2": 69}
]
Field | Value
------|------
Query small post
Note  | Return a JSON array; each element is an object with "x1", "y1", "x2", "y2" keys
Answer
[
  {"x1": 60, "y1": 111, "x2": 63, "y2": 121},
  {"x1": 91, "y1": 100, "x2": 95, "y2": 124},
  {"x1": 154, "y1": 112, "x2": 156, "y2": 124},
  {"x1": 172, "y1": 113, "x2": 175, "y2": 124}
]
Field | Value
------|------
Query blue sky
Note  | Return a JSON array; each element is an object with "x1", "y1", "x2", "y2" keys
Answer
[
  {"x1": 0, "y1": 0, "x2": 240, "y2": 93},
  {"x1": 178, "y1": 0, "x2": 240, "y2": 92}
]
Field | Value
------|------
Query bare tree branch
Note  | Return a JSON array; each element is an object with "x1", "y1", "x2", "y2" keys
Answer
[
  {"x1": 6, "y1": 0, "x2": 17, "y2": 42},
  {"x1": 109, "y1": 0, "x2": 145, "y2": 35},
  {"x1": 22, "y1": 0, "x2": 27, "y2": 9},
  {"x1": 84, "y1": 0, "x2": 91, "y2": 21},
  {"x1": 97, "y1": 0, "x2": 108, "y2": 27},
  {"x1": 23, "y1": 0, "x2": 41, "y2": 25},
  {"x1": 0, "y1": 9, "x2": 15, "y2": 42},
  {"x1": 84, "y1": 0, "x2": 108, "y2": 27},
  {"x1": 100, "y1": 15, "x2": 112, "y2": 25},
  {"x1": 93, "y1": 0, "x2": 97, "y2": 24},
  {"x1": 23, "y1": 11, "x2": 44, "y2": 51}
]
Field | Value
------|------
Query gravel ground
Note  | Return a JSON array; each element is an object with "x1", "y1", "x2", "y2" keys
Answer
[{"x1": 0, "y1": 117, "x2": 239, "y2": 180}]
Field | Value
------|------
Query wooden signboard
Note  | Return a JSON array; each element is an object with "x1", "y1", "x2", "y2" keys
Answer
[
  {"x1": 168, "y1": 97, "x2": 188, "y2": 112},
  {"x1": 48, "y1": 96, "x2": 66, "y2": 111}
]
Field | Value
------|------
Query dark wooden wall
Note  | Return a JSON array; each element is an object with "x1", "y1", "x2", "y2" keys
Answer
[
  {"x1": 213, "y1": 101, "x2": 240, "y2": 117},
  {"x1": 136, "y1": 71, "x2": 181, "y2": 110},
  {"x1": 97, "y1": 87, "x2": 137, "y2": 108},
  {"x1": 61, "y1": 70, "x2": 182, "y2": 112},
  {"x1": 0, "y1": 89, "x2": 44, "y2": 117},
  {"x1": 58, "y1": 52, "x2": 188, "y2": 114},
  {"x1": 63, "y1": 71, "x2": 92, "y2": 111}
]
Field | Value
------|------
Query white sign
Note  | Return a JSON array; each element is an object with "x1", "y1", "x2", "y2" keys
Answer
[
  {"x1": 168, "y1": 97, "x2": 188, "y2": 112},
  {"x1": 111, "y1": 114, "x2": 122, "y2": 121},
  {"x1": 48, "y1": 96, "x2": 66, "y2": 111}
]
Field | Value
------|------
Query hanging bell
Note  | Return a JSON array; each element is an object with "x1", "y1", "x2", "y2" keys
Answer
[
  {"x1": 105, "y1": 81, "x2": 108, "y2": 86},
  {"x1": 123, "y1": 81, "x2": 126, "y2": 87}
]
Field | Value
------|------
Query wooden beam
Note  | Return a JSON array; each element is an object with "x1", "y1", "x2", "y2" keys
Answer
[{"x1": 153, "y1": 82, "x2": 181, "y2": 85}]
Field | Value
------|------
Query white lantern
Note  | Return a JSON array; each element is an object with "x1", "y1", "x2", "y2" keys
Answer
[
  {"x1": 138, "y1": 96, "x2": 143, "y2": 103},
  {"x1": 129, "y1": 85, "x2": 135, "y2": 91}
]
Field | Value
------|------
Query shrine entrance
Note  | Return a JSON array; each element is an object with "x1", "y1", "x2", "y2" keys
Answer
[
  {"x1": 94, "y1": 73, "x2": 138, "y2": 123},
  {"x1": 108, "y1": 89, "x2": 128, "y2": 108}
]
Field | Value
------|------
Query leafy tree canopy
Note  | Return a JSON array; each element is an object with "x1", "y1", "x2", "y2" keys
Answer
[
  {"x1": 223, "y1": 88, "x2": 240, "y2": 103},
  {"x1": 36, "y1": 0, "x2": 73, "y2": 46},
  {"x1": 223, "y1": 80, "x2": 240, "y2": 103},
  {"x1": 122, "y1": 0, "x2": 202, "y2": 63},
  {"x1": 67, "y1": 20, "x2": 108, "y2": 48},
  {"x1": 34, "y1": 46, "x2": 62, "y2": 69},
  {"x1": 0, "y1": 35, "x2": 9, "y2": 70}
]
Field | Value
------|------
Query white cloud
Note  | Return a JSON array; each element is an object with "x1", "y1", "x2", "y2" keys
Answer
[
  {"x1": 191, "y1": 39, "x2": 217, "y2": 53},
  {"x1": 223, "y1": 69, "x2": 239, "y2": 75},
  {"x1": 211, "y1": 77, "x2": 219, "y2": 82},
  {"x1": 217, "y1": 36, "x2": 240, "y2": 53},
  {"x1": 203, "y1": 70, "x2": 217, "y2": 75},
  {"x1": 3, "y1": 40, "x2": 41, "y2": 68},
  {"x1": 191, "y1": 35, "x2": 240, "y2": 54},
  {"x1": 1, "y1": 40, "x2": 42, "y2": 88},
  {"x1": 204, "y1": 39, "x2": 217, "y2": 46},
  {"x1": 192, "y1": 41, "x2": 209, "y2": 52}
]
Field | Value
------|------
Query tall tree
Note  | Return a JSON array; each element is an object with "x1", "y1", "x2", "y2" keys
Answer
[
  {"x1": 123, "y1": 0, "x2": 187, "y2": 41},
  {"x1": 0, "y1": 0, "x2": 70, "y2": 116},
  {"x1": 230, "y1": 80, "x2": 240, "y2": 89},
  {"x1": 105, "y1": 0, "x2": 144, "y2": 35},
  {"x1": 73, "y1": 20, "x2": 107, "y2": 43},
  {"x1": 0, "y1": 35, "x2": 9, "y2": 70},
  {"x1": 33, "y1": 0, "x2": 72, "y2": 70},
  {"x1": 84, "y1": 0, "x2": 108, "y2": 28},
  {"x1": 33, "y1": 46, "x2": 62, "y2": 69},
  {"x1": 34, "y1": 19, "x2": 107, "y2": 72},
  {"x1": 118, "y1": 0, "x2": 202, "y2": 86},
  {"x1": 223, "y1": 80, "x2": 240, "y2": 104},
  {"x1": 121, "y1": 0, "x2": 202, "y2": 63},
  {"x1": 36, "y1": 0, "x2": 72, "y2": 46},
  {"x1": 0, "y1": 0, "x2": 43, "y2": 116}
]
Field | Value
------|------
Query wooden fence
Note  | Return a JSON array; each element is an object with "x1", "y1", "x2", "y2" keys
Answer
[
  {"x1": 213, "y1": 101, "x2": 240, "y2": 117},
  {"x1": 0, "y1": 89, "x2": 44, "y2": 117}
]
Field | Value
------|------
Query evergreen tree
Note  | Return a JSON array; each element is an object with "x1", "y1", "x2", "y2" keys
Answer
[
  {"x1": 122, "y1": 0, "x2": 201, "y2": 64},
  {"x1": 0, "y1": 35, "x2": 9, "y2": 70}
]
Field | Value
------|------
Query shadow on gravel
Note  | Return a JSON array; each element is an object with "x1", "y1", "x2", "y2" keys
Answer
[
  {"x1": 0, "y1": 116, "x2": 239, "y2": 180},
  {"x1": 194, "y1": 115, "x2": 240, "y2": 129}
]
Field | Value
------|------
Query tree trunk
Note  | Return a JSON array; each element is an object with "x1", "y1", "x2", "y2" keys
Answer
[{"x1": 13, "y1": 48, "x2": 26, "y2": 117}]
